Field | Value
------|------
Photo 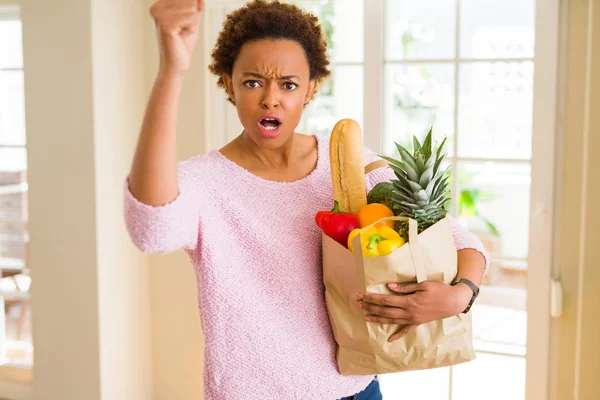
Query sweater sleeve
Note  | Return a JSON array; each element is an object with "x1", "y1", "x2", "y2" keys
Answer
[
  {"x1": 123, "y1": 160, "x2": 200, "y2": 254},
  {"x1": 447, "y1": 215, "x2": 490, "y2": 270},
  {"x1": 362, "y1": 147, "x2": 490, "y2": 270}
]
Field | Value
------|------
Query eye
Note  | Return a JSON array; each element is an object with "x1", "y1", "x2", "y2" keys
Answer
[
  {"x1": 243, "y1": 80, "x2": 261, "y2": 88},
  {"x1": 283, "y1": 82, "x2": 298, "y2": 91}
]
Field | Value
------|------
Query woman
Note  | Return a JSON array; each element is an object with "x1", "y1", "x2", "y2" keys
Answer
[{"x1": 124, "y1": 0, "x2": 488, "y2": 399}]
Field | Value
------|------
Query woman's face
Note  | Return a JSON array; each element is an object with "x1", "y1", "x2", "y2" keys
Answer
[{"x1": 223, "y1": 39, "x2": 317, "y2": 150}]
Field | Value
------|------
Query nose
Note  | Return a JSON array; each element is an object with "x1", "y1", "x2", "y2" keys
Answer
[{"x1": 261, "y1": 82, "x2": 280, "y2": 109}]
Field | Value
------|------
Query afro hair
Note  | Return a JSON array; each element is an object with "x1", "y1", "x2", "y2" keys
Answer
[{"x1": 208, "y1": 0, "x2": 331, "y2": 104}]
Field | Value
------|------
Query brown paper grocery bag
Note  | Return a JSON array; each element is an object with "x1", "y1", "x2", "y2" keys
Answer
[{"x1": 322, "y1": 215, "x2": 476, "y2": 375}]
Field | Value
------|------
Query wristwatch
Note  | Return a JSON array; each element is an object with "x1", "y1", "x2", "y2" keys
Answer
[{"x1": 450, "y1": 278, "x2": 480, "y2": 314}]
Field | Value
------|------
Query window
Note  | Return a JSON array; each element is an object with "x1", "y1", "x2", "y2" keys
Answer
[
  {"x1": 296, "y1": 0, "x2": 364, "y2": 136},
  {"x1": 205, "y1": 1, "x2": 555, "y2": 397},
  {"x1": 296, "y1": 1, "x2": 536, "y2": 398},
  {"x1": 0, "y1": 5, "x2": 32, "y2": 367}
]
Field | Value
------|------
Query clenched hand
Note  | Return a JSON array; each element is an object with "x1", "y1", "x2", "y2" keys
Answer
[{"x1": 356, "y1": 281, "x2": 472, "y2": 342}]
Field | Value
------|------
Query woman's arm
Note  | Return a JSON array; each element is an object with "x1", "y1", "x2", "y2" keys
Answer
[
  {"x1": 124, "y1": 159, "x2": 200, "y2": 254},
  {"x1": 129, "y1": 0, "x2": 203, "y2": 205},
  {"x1": 449, "y1": 215, "x2": 490, "y2": 279},
  {"x1": 129, "y1": 72, "x2": 185, "y2": 206},
  {"x1": 449, "y1": 249, "x2": 487, "y2": 313},
  {"x1": 124, "y1": 1, "x2": 204, "y2": 254}
]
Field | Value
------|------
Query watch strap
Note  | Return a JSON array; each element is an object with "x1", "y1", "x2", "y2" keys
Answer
[{"x1": 451, "y1": 278, "x2": 480, "y2": 314}]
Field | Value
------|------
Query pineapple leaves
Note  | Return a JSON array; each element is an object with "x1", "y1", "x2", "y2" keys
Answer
[
  {"x1": 392, "y1": 191, "x2": 417, "y2": 204},
  {"x1": 425, "y1": 172, "x2": 443, "y2": 198},
  {"x1": 432, "y1": 176, "x2": 450, "y2": 200},
  {"x1": 436, "y1": 136, "x2": 447, "y2": 160},
  {"x1": 415, "y1": 189, "x2": 429, "y2": 202},
  {"x1": 407, "y1": 180, "x2": 423, "y2": 193},
  {"x1": 392, "y1": 180, "x2": 414, "y2": 197},
  {"x1": 404, "y1": 162, "x2": 420, "y2": 183},
  {"x1": 380, "y1": 154, "x2": 419, "y2": 186},
  {"x1": 386, "y1": 163, "x2": 405, "y2": 177},
  {"x1": 425, "y1": 153, "x2": 436, "y2": 169},
  {"x1": 379, "y1": 154, "x2": 405, "y2": 170},
  {"x1": 415, "y1": 156, "x2": 426, "y2": 173},
  {"x1": 382, "y1": 129, "x2": 451, "y2": 229},
  {"x1": 412, "y1": 137, "x2": 422, "y2": 154},
  {"x1": 388, "y1": 164, "x2": 411, "y2": 182},
  {"x1": 433, "y1": 156, "x2": 444, "y2": 177},
  {"x1": 421, "y1": 127, "x2": 433, "y2": 160},
  {"x1": 394, "y1": 145, "x2": 421, "y2": 173},
  {"x1": 379, "y1": 157, "x2": 412, "y2": 183},
  {"x1": 400, "y1": 201, "x2": 421, "y2": 211},
  {"x1": 419, "y1": 166, "x2": 434, "y2": 188},
  {"x1": 433, "y1": 137, "x2": 448, "y2": 175}
]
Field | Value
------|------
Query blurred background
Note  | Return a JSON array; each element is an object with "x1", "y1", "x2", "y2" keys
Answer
[{"x1": 0, "y1": 0, "x2": 598, "y2": 399}]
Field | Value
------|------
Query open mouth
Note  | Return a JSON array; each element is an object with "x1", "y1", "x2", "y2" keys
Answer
[{"x1": 259, "y1": 116, "x2": 282, "y2": 131}]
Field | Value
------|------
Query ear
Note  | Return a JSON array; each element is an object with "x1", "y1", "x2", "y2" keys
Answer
[
  {"x1": 222, "y1": 74, "x2": 234, "y2": 101},
  {"x1": 304, "y1": 79, "x2": 318, "y2": 105}
]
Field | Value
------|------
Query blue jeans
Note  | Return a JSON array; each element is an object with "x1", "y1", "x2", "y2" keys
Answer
[{"x1": 338, "y1": 376, "x2": 382, "y2": 400}]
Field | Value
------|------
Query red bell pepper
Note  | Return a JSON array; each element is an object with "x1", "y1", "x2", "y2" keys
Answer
[{"x1": 315, "y1": 200, "x2": 360, "y2": 247}]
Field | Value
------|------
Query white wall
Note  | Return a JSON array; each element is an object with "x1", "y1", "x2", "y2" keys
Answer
[
  {"x1": 17, "y1": 0, "x2": 209, "y2": 397},
  {"x1": 91, "y1": 0, "x2": 153, "y2": 398},
  {"x1": 20, "y1": 0, "x2": 152, "y2": 398}
]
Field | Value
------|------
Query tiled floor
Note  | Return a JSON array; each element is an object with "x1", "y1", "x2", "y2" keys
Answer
[
  {"x1": 379, "y1": 280, "x2": 528, "y2": 400},
  {"x1": 379, "y1": 351, "x2": 526, "y2": 400},
  {"x1": 472, "y1": 303, "x2": 527, "y2": 355},
  {"x1": 379, "y1": 304, "x2": 527, "y2": 400}
]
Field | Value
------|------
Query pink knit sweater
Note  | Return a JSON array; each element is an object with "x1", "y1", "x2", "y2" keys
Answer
[{"x1": 124, "y1": 134, "x2": 488, "y2": 400}]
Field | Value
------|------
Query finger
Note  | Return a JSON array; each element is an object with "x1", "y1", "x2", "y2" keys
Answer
[
  {"x1": 360, "y1": 293, "x2": 408, "y2": 309},
  {"x1": 388, "y1": 324, "x2": 418, "y2": 342},
  {"x1": 387, "y1": 281, "x2": 422, "y2": 293},
  {"x1": 363, "y1": 315, "x2": 412, "y2": 325},
  {"x1": 358, "y1": 302, "x2": 409, "y2": 319},
  {"x1": 197, "y1": 0, "x2": 204, "y2": 11}
]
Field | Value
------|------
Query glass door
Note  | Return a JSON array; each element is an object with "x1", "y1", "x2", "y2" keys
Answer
[{"x1": 377, "y1": 1, "x2": 555, "y2": 399}]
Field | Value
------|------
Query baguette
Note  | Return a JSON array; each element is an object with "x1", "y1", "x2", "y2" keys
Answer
[{"x1": 329, "y1": 118, "x2": 367, "y2": 214}]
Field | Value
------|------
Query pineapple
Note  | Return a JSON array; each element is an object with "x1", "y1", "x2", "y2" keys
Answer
[{"x1": 378, "y1": 127, "x2": 451, "y2": 240}]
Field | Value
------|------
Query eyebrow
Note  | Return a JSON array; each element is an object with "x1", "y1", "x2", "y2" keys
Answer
[{"x1": 242, "y1": 72, "x2": 301, "y2": 81}]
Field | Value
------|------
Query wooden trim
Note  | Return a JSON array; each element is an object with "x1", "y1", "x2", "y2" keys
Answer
[
  {"x1": 526, "y1": 0, "x2": 561, "y2": 398},
  {"x1": 552, "y1": 1, "x2": 600, "y2": 399},
  {"x1": 0, "y1": 365, "x2": 32, "y2": 400},
  {"x1": 0, "y1": 366, "x2": 31, "y2": 385}
]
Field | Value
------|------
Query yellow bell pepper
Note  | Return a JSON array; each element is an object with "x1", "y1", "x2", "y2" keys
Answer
[{"x1": 347, "y1": 225, "x2": 405, "y2": 257}]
